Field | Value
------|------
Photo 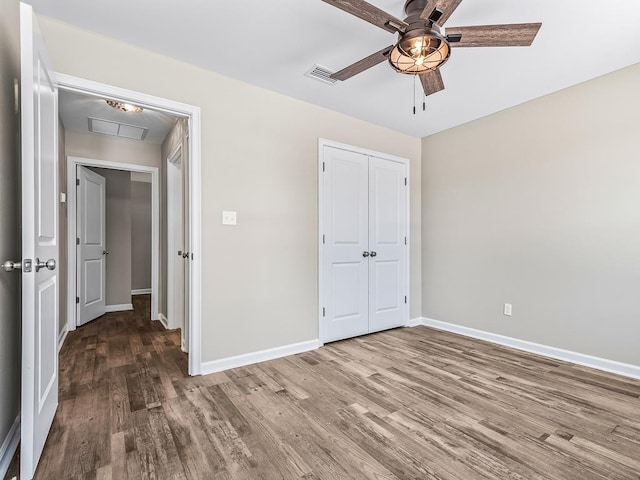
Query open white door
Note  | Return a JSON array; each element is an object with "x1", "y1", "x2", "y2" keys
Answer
[
  {"x1": 20, "y1": 3, "x2": 59, "y2": 478},
  {"x1": 167, "y1": 150, "x2": 185, "y2": 333},
  {"x1": 77, "y1": 166, "x2": 107, "y2": 326}
]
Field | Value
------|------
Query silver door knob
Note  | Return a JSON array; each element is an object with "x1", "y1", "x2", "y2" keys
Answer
[
  {"x1": 103, "y1": 250, "x2": 109, "y2": 255},
  {"x1": 2, "y1": 259, "x2": 32, "y2": 272},
  {"x1": 182, "y1": 252, "x2": 189, "y2": 258},
  {"x1": 370, "y1": 251, "x2": 377, "y2": 257},
  {"x1": 362, "y1": 251, "x2": 370, "y2": 257},
  {"x1": 35, "y1": 258, "x2": 56, "y2": 272},
  {"x1": 2, "y1": 260, "x2": 27, "y2": 272}
]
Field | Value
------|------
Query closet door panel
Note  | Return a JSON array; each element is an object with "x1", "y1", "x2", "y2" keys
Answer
[
  {"x1": 323, "y1": 146, "x2": 370, "y2": 342},
  {"x1": 368, "y1": 156, "x2": 407, "y2": 332}
]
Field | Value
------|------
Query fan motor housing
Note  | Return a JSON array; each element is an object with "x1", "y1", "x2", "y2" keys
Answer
[{"x1": 403, "y1": 0, "x2": 433, "y2": 19}]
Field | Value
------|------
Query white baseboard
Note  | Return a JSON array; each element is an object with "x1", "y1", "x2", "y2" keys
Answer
[
  {"x1": 420, "y1": 317, "x2": 640, "y2": 380},
  {"x1": 131, "y1": 288, "x2": 152, "y2": 295},
  {"x1": 201, "y1": 339, "x2": 321, "y2": 375},
  {"x1": 405, "y1": 317, "x2": 423, "y2": 328},
  {"x1": 58, "y1": 325, "x2": 68, "y2": 352},
  {"x1": 105, "y1": 303, "x2": 133, "y2": 313},
  {"x1": 0, "y1": 415, "x2": 20, "y2": 479},
  {"x1": 158, "y1": 313, "x2": 168, "y2": 329}
]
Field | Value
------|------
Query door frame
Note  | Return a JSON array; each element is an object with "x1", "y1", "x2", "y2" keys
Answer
[
  {"x1": 67, "y1": 157, "x2": 159, "y2": 324},
  {"x1": 58, "y1": 73, "x2": 203, "y2": 375},
  {"x1": 317, "y1": 138, "x2": 410, "y2": 344}
]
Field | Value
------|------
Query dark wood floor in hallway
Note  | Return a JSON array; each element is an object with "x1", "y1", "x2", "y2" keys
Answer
[{"x1": 10, "y1": 294, "x2": 640, "y2": 479}]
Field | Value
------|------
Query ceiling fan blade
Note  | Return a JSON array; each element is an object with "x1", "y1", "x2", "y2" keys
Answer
[
  {"x1": 446, "y1": 23, "x2": 542, "y2": 47},
  {"x1": 331, "y1": 45, "x2": 394, "y2": 81},
  {"x1": 321, "y1": 0, "x2": 408, "y2": 33},
  {"x1": 420, "y1": 0, "x2": 463, "y2": 25},
  {"x1": 419, "y1": 69, "x2": 445, "y2": 96}
]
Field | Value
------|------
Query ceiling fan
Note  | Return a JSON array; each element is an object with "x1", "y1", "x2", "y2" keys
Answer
[{"x1": 322, "y1": 0, "x2": 542, "y2": 96}]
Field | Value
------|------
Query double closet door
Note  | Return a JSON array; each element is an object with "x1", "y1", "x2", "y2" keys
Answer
[{"x1": 322, "y1": 145, "x2": 408, "y2": 343}]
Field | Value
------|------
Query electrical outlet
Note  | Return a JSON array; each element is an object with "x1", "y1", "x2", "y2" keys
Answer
[{"x1": 503, "y1": 303, "x2": 512, "y2": 316}]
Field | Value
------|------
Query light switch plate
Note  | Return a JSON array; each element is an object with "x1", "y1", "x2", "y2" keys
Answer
[
  {"x1": 60, "y1": 192, "x2": 66, "y2": 203},
  {"x1": 222, "y1": 211, "x2": 237, "y2": 226},
  {"x1": 503, "y1": 303, "x2": 512, "y2": 316}
]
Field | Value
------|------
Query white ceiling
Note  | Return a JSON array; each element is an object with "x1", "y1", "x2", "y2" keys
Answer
[
  {"x1": 59, "y1": 90, "x2": 176, "y2": 144},
  {"x1": 31, "y1": 0, "x2": 640, "y2": 138}
]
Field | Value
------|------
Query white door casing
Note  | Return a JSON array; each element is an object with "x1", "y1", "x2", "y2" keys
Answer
[
  {"x1": 77, "y1": 166, "x2": 106, "y2": 326},
  {"x1": 319, "y1": 140, "x2": 409, "y2": 344},
  {"x1": 368, "y1": 156, "x2": 408, "y2": 332},
  {"x1": 20, "y1": 3, "x2": 59, "y2": 478},
  {"x1": 322, "y1": 146, "x2": 370, "y2": 343}
]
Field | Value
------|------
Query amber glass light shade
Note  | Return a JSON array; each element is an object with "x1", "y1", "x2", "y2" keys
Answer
[{"x1": 389, "y1": 29, "x2": 450, "y2": 74}]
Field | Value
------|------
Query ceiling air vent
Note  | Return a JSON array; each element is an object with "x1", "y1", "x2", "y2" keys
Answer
[
  {"x1": 88, "y1": 117, "x2": 148, "y2": 141},
  {"x1": 304, "y1": 65, "x2": 338, "y2": 85}
]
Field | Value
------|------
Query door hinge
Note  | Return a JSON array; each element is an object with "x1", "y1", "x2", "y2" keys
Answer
[
  {"x1": 322, "y1": 162, "x2": 325, "y2": 172},
  {"x1": 404, "y1": 177, "x2": 407, "y2": 186},
  {"x1": 322, "y1": 234, "x2": 325, "y2": 244},
  {"x1": 404, "y1": 236, "x2": 407, "y2": 245},
  {"x1": 76, "y1": 237, "x2": 80, "y2": 245},
  {"x1": 404, "y1": 296, "x2": 407, "y2": 304},
  {"x1": 76, "y1": 297, "x2": 80, "y2": 304},
  {"x1": 322, "y1": 307, "x2": 325, "y2": 317},
  {"x1": 76, "y1": 178, "x2": 80, "y2": 186}
]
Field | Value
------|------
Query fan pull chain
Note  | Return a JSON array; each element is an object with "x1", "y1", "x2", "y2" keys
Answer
[
  {"x1": 413, "y1": 76, "x2": 416, "y2": 115},
  {"x1": 423, "y1": 89, "x2": 426, "y2": 111}
]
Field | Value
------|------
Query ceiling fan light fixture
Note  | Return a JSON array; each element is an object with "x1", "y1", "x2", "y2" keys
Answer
[
  {"x1": 389, "y1": 28, "x2": 450, "y2": 74},
  {"x1": 106, "y1": 100, "x2": 143, "y2": 113}
]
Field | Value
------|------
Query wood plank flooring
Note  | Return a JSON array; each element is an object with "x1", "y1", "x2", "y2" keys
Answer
[{"x1": 8, "y1": 295, "x2": 640, "y2": 479}]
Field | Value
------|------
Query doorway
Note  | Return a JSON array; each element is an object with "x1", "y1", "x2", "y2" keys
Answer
[
  {"x1": 68, "y1": 158, "x2": 160, "y2": 327},
  {"x1": 57, "y1": 74, "x2": 202, "y2": 376}
]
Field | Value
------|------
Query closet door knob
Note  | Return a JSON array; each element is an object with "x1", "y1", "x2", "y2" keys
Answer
[
  {"x1": 369, "y1": 251, "x2": 377, "y2": 257},
  {"x1": 362, "y1": 251, "x2": 370, "y2": 257}
]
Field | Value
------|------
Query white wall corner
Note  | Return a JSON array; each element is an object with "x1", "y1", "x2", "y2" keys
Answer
[
  {"x1": 0, "y1": 415, "x2": 20, "y2": 479},
  {"x1": 201, "y1": 339, "x2": 321, "y2": 375},
  {"x1": 421, "y1": 317, "x2": 640, "y2": 381},
  {"x1": 104, "y1": 303, "x2": 134, "y2": 313},
  {"x1": 158, "y1": 313, "x2": 169, "y2": 329}
]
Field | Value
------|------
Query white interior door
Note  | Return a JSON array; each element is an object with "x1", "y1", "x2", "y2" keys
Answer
[
  {"x1": 322, "y1": 146, "x2": 370, "y2": 343},
  {"x1": 20, "y1": 3, "x2": 59, "y2": 478},
  {"x1": 77, "y1": 166, "x2": 106, "y2": 326},
  {"x1": 167, "y1": 153, "x2": 185, "y2": 332},
  {"x1": 368, "y1": 156, "x2": 408, "y2": 332}
]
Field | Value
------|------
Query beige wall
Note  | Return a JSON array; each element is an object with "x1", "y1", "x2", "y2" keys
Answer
[
  {"x1": 0, "y1": 0, "x2": 21, "y2": 455},
  {"x1": 88, "y1": 168, "x2": 132, "y2": 306},
  {"x1": 39, "y1": 16, "x2": 422, "y2": 362},
  {"x1": 66, "y1": 130, "x2": 161, "y2": 167},
  {"x1": 131, "y1": 181, "x2": 152, "y2": 290},
  {"x1": 422, "y1": 63, "x2": 640, "y2": 366}
]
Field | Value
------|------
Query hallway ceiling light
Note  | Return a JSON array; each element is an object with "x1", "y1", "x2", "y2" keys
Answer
[{"x1": 106, "y1": 100, "x2": 143, "y2": 113}]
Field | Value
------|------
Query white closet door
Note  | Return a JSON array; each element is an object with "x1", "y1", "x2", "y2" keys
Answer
[
  {"x1": 368, "y1": 156, "x2": 407, "y2": 333},
  {"x1": 323, "y1": 146, "x2": 370, "y2": 343}
]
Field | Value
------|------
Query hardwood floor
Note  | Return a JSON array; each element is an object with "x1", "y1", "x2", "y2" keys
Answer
[{"x1": 8, "y1": 295, "x2": 640, "y2": 479}]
